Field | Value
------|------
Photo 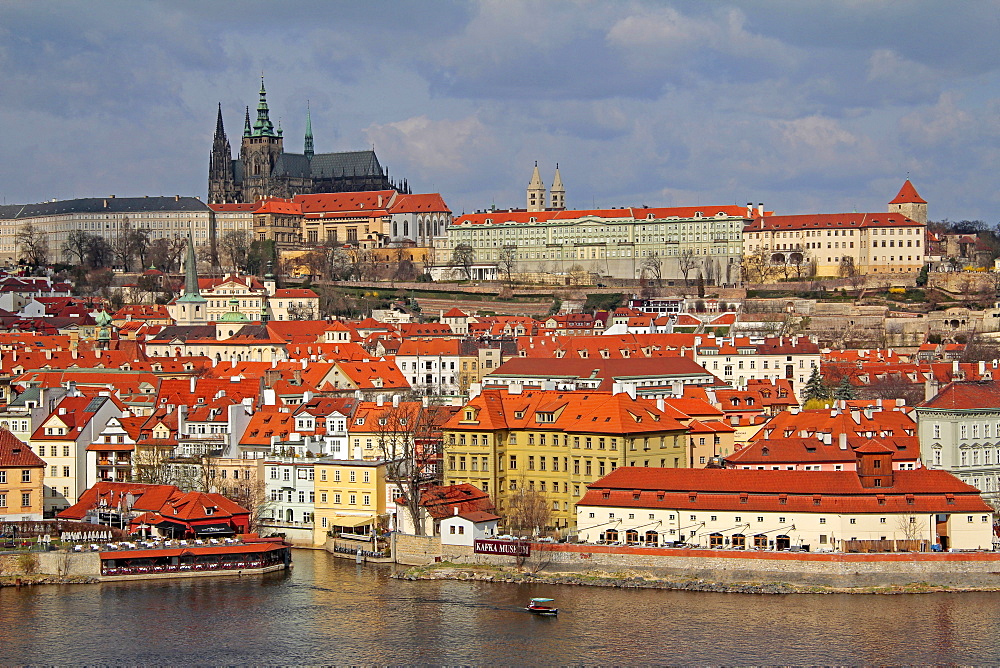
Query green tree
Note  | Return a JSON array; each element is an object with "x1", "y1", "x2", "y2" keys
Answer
[
  {"x1": 915, "y1": 264, "x2": 929, "y2": 287},
  {"x1": 833, "y1": 376, "x2": 856, "y2": 401},
  {"x1": 803, "y1": 367, "x2": 830, "y2": 403}
]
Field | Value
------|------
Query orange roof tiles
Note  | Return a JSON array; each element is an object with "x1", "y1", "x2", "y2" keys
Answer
[{"x1": 889, "y1": 179, "x2": 927, "y2": 204}]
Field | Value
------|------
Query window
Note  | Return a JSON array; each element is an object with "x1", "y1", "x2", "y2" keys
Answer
[
  {"x1": 320, "y1": 493, "x2": 328, "y2": 503},
  {"x1": 21, "y1": 492, "x2": 30, "y2": 507},
  {"x1": 321, "y1": 517, "x2": 328, "y2": 528},
  {"x1": 334, "y1": 494, "x2": 341, "y2": 504},
  {"x1": 363, "y1": 495, "x2": 370, "y2": 506},
  {"x1": 63, "y1": 466, "x2": 70, "y2": 477},
  {"x1": 0, "y1": 494, "x2": 5, "y2": 507},
  {"x1": 349, "y1": 494, "x2": 357, "y2": 505},
  {"x1": 349, "y1": 471, "x2": 356, "y2": 483},
  {"x1": 850, "y1": 518, "x2": 856, "y2": 524}
]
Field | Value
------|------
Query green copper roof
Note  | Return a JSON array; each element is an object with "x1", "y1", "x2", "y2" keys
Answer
[{"x1": 252, "y1": 76, "x2": 276, "y2": 137}]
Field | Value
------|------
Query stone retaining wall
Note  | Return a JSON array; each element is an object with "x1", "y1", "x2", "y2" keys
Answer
[
  {"x1": 432, "y1": 541, "x2": 1000, "y2": 587},
  {"x1": 0, "y1": 551, "x2": 100, "y2": 577}
]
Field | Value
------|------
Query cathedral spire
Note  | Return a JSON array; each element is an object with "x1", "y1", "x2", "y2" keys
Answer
[
  {"x1": 304, "y1": 100, "x2": 314, "y2": 160},
  {"x1": 253, "y1": 76, "x2": 275, "y2": 137},
  {"x1": 243, "y1": 105, "x2": 252, "y2": 138},
  {"x1": 214, "y1": 102, "x2": 226, "y2": 140}
]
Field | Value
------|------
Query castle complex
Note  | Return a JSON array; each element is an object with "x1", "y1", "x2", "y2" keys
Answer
[{"x1": 208, "y1": 79, "x2": 407, "y2": 204}]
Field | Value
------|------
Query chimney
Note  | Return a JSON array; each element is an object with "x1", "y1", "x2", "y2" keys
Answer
[
  {"x1": 850, "y1": 409, "x2": 860, "y2": 424},
  {"x1": 377, "y1": 394, "x2": 385, "y2": 407},
  {"x1": 190, "y1": 376, "x2": 197, "y2": 394},
  {"x1": 838, "y1": 433, "x2": 847, "y2": 450},
  {"x1": 758, "y1": 203, "x2": 764, "y2": 217},
  {"x1": 747, "y1": 202, "x2": 753, "y2": 218},
  {"x1": 392, "y1": 394, "x2": 400, "y2": 408},
  {"x1": 453, "y1": 506, "x2": 459, "y2": 516},
  {"x1": 823, "y1": 432, "x2": 832, "y2": 446},
  {"x1": 656, "y1": 397, "x2": 665, "y2": 411},
  {"x1": 979, "y1": 360, "x2": 987, "y2": 377}
]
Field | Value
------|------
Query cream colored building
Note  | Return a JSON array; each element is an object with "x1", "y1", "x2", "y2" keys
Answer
[
  {"x1": 443, "y1": 205, "x2": 750, "y2": 284},
  {"x1": 577, "y1": 459, "x2": 993, "y2": 552},
  {"x1": 0, "y1": 196, "x2": 213, "y2": 266}
]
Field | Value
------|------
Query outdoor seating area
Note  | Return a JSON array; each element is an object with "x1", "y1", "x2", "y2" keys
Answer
[{"x1": 72, "y1": 537, "x2": 246, "y2": 552}]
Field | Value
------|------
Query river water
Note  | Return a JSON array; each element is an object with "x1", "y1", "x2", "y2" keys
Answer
[{"x1": 1, "y1": 549, "x2": 998, "y2": 665}]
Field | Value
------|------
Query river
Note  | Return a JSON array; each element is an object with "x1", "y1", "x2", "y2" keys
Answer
[{"x1": 1, "y1": 549, "x2": 998, "y2": 665}]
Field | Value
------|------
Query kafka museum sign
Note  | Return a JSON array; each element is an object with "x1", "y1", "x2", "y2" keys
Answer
[{"x1": 474, "y1": 539, "x2": 531, "y2": 557}]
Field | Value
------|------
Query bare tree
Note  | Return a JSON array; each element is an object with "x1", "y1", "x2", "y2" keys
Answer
[
  {"x1": 110, "y1": 219, "x2": 147, "y2": 272},
  {"x1": 741, "y1": 248, "x2": 777, "y2": 284},
  {"x1": 16, "y1": 223, "x2": 49, "y2": 267},
  {"x1": 218, "y1": 230, "x2": 251, "y2": 272},
  {"x1": 451, "y1": 243, "x2": 475, "y2": 280},
  {"x1": 839, "y1": 256, "x2": 858, "y2": 278},
  {"x1": 63, "y1": 230, "x2": 94, "y2": 266},
  {"x1": 287, "y1": 302, "x2": 316, "y2": 320},
  {"x1": 505, "y1": 475, "x2": 552, "y2": 536},
  {"x1": 497, "y1": 245, "x2": 517, "y2": 288},
  {"x1": 325, "y1": 247, "x2": 353, "y2": 281},
  {"x1": 372, "y1": 400, "x2": 443, "y2": 536},
  {"x1": 640, "y1": 253, "x2": 663, "y2": 287},
  {"x1": 131, "y1": 445, "x2": 176, "y2": 485},
  {"x1": 86, "y1": 236, "x2": 114, "y2": 269},
  {"x1": 677, "y1": 249, "x2": 697, "y2": 287}
]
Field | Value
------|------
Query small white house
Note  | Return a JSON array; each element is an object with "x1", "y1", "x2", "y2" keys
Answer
[{"x1": 439, "y1": 510, "x2": 501, "y2": 547}]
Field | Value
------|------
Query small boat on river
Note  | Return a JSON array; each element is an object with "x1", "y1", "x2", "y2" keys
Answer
[{"x1": 526, "y1": 597, "x2": 558, "y2": 616}]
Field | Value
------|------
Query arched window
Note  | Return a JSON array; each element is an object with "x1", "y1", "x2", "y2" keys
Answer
[
  {"x1": 625, "y1": 529, "x2": 639, "y2": 544},
  {"x1": 644, "y1": 530, "x2": 659, "y2": 545}
]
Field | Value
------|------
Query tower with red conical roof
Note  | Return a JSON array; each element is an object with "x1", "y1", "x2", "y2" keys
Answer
[{"x1": 889, "y1": 179, "x2": 927, "y2": 224}]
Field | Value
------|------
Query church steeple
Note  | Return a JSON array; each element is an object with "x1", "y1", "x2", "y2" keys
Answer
[
  {"x1": 550, "y1": 163, "x2": 565, "y2": 210},
  {"x1": 178, "y1": 233, "x2": 204, "y2": 302},
  {"x1": 253, "y1": 76, "x2": 276, "y2": 137},
  {"x1": 243, "y1": 105, "x2": 252, "y2": 138},
  {"x1": 175, "y1": 233, "x2": 208, "y2": 326},
  {"x1": 304, "y1": 101, "x2": 314, "y2": 160},
  {"x1": 208, "y1": 103, "x2": 236, "y2": 204},
  {"x1": 214, "y1": 103, "x2": 226, "y2": 140},
  {"x1": 527, "y1": 161, "x2": 545, "y2": 212}
]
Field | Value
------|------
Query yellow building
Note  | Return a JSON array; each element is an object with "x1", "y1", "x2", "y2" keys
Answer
[
  {"x1": 0, "y1": 430, "x2": 45, "y2": 521},
  {"x1": 442, "y1": 387, "x2": 690, "y2": 532},
  {"x1": 312, "y1": 458, "x2": 387, "y2": 546}
]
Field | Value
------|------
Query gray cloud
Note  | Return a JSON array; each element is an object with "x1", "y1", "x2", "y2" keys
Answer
[{"x1": 0, "y1": 0, "x2": 997, "y2": 222}]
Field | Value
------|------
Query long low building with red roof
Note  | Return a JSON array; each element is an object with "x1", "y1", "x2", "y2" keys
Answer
[
  {"x1": 577, "y1": 444, "x2": 993, "y2": 552},
  {"x1": 444, "y1": 204, "x2": 754, "y2": 281},
  {"x1": 743, "y1": 180, "x2": 927, "y2": 277}
]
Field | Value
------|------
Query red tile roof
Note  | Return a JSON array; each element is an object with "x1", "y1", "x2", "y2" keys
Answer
[
  {"x1": 579, "y1": 466, "x2": 990, "y2": 514},
  {"x1": 0, "y1": 429, "x2": 43, "y2": 467},
  {"x1": 889, "y1": 179, "x2": 927, "y2": 204}
]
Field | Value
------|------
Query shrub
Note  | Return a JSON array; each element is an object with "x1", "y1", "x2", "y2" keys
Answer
[{"x1": 17, "y1": 553, "x2": 38, "y2": 575}]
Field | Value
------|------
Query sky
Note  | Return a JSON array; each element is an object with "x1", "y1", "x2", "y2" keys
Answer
[{"x1": 1, "y1": 0, "x2": 998, "y2": 222}]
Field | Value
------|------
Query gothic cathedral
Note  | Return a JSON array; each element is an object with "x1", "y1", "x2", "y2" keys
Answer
[{"x1": 208, "y1": 79, "x2": 408, "y2": 204}]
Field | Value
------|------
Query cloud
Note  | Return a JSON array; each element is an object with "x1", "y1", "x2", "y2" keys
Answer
[{"x1": 365, "y1": 113, "x2": 496, "y2": 173}]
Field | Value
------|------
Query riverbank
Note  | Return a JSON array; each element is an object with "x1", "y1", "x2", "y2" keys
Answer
[
  {"x1": 393, "y1": 562, "x2": 1000, "y2": 594},
  {"x1": 0, "y1": 574, "x2": 100, "y2": 588}
]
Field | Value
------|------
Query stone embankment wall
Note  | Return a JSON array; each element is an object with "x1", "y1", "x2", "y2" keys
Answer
[
  {"x1": 393, "y1": 534, "x2": 440, "y2": 566},
  {"x1": 0, "y1": 551, "x2": 100, "y2": 577},
  {"x1": 426, "y1": 541, "x2": 1000, "y2": 588}
]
